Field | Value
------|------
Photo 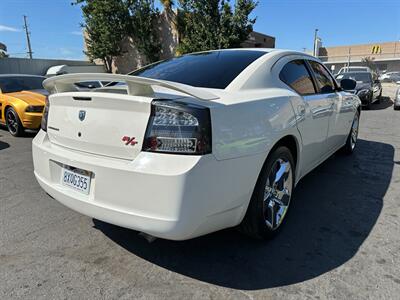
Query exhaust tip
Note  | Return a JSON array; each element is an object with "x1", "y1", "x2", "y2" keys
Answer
[{"x1": 139, "y1": 232, "x2": 157, "y2": 243}]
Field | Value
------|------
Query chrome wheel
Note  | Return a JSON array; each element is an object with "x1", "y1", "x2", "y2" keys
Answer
[
  {"x1": 350, "y1": 113, "x2": 359, "y2": 150},
  {"x1": 264, "y1": 158, "x2": 293, "y2": 230},
  {"x1": 6, "y1": 110, "x2": 18, "y2": 135}
]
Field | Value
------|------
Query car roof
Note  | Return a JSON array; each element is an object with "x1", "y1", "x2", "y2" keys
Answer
[
  {"x1": 338, "y1": 71, "x2": 372, "y2": 75},
  {"x1": 191, "y1": 48, "x2": 312, "y2": 56},
  {"x1": 172, "y1": 48, "x2": 272, "y2": 57}
]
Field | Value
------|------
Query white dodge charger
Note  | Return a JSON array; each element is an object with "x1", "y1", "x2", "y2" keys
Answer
[{"x1": 33, "y1": 49, "x2": 360, "y2": 240}]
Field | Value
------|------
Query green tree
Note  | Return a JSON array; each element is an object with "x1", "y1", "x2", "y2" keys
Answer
[
  {"x1": 176, "y1": 0, "x2": 257, "y2": 54},
  {"x1": 74, "y1": 0, "x2": 129, "y2": 72},
  {"x1": 0, "y1": 52, "x2": 9, "y2": 58},
  {"x1": 126, "y1": 0, "x2": 161, "y2": 63},
  {"x1": 75, "y1": 0, "x2": 161, "y2": 69}
]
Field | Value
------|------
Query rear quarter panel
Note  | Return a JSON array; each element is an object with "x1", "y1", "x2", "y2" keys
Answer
[{"x1": 211, "y1": 89, "x2": 301, "y2": 163}]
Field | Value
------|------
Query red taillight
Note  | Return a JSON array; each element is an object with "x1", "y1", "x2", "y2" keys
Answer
[{"x1": 142, "y1": 100, "x2": 212, "y2": 155}]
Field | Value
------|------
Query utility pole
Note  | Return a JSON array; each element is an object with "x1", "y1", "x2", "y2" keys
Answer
[
  {"x1": 347, "y1": 47, "x2": 351, "y2": 71},
  {"x1": 23, "y1": 15, "x2": 33, "y2": 59},
  {"x1": 313, "y1": 29, "x2": 319, "y2": 56}
]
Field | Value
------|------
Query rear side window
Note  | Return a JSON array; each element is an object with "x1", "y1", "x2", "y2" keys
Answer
[
  {"x1": 279, "y1": 60, "x2": 316, "y2": 95},
  {"x1": 308, "y1": 60, "x2": 335, "y2": 93}
]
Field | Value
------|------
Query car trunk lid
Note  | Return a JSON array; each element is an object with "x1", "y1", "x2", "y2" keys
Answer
[
  {"x1": 43, "y1": 73, "x2": 218, "y2": 160},
  {"x1": 47, "y1": 92, "x2": 152, "y2": 160}
]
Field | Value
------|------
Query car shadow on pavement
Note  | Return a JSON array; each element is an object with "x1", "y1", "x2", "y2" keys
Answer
[
  {"x1": 93, "y1": 139, "x2": 394, "y2": 290},
  {"x1": 367, "y1": 97, "x2": 393, "y2": 110},
  {"x1": 0, "y1": 126, "x2": 38, "y2": 138},
  {"x1": 0, "y1": 140, "x2": 10, "y2": 150}
]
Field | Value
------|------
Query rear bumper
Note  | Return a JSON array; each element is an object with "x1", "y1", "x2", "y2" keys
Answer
[{"x1": 33, "y1": 130, "x2": 261, "y2": 240}]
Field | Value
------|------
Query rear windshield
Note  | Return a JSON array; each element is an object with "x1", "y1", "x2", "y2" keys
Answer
[
  {"x1": 129, "y1": 50, "x2": 267, "y2": 89},
  {"x1": 0, "y1": 76, "x2": 45, "y2": 93}
]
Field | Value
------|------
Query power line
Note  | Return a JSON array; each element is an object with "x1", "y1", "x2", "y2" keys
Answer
[{"x1": 23, "y1": 15, "x2": 33, "y2": 59}]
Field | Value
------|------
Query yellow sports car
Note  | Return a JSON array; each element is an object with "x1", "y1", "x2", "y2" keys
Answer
[{"x1": 0, "y1": 75, "x2": 47, "y2": 136}]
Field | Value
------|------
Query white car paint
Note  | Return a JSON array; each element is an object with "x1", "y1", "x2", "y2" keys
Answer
[
  {"x1": 32, "y1": 49, "x2": 361, "y2": 240},
  {"x1": 46, "y1": 64, "x2": 106, "y2": 77}
]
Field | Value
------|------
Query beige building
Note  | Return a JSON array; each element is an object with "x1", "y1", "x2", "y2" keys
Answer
[
  {"x1": 85, "y1": 10, "x2": 275, "y2": 74},
  {"x1": 318, "y1": 41, "x2": 400, "y2": 73},
  {"x1": 241, "y1": 31, "x2": 275, "y2": 49},
  {"x1": 111, "y1": 10, "x2": 179, "y2": 74}
]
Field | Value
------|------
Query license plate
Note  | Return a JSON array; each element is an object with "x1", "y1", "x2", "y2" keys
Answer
[{"x1": 61, "y1": 167, "x2": 91, "y2": 195}]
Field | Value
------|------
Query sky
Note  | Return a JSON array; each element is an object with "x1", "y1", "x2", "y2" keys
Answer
[{"x1": 0, "y1": 0, "x2": 399, "y2": 61}]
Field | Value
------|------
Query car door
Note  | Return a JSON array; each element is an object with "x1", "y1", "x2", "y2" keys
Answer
[
  {"x1": 279, "y1": 59, "x2": 331, "y2": 174},
  {"x1": 306, "y1": 60, "x2": 347, "y2": 154}
]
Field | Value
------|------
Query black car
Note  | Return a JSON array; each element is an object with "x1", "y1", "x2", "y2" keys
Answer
[{"x1": 336, "y1": 72, "x2": 382, "y2": 109}]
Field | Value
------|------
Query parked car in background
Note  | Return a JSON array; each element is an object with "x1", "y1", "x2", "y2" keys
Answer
[
  {"x1": 336, "y1": 71, "x2": 382, "y2": 109},
  {"x1": 33, "y1": 49, "x2": 360, "y2": 240},
  {"x1": 0, "y1": 75, "x2": 47, "y2": 136},
  {"x1": 394, "y1": 86, "x2": 400, "y2": 110},
  {"x1": 379, "y1": 71, "x2": 400, "y2": 83},
  {"x1": 45, "y1": 64, "x2": 105, "y2": 77},
  {"x1": 337, "y1": 66, "x2": 371, "y2": 74},
  {"x1": 45, "y1": 65, "x2": 108, "y2": 91}
]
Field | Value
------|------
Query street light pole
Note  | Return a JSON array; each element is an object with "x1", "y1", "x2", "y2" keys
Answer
[
  {"x1": 313, "y1": 29, "x2": 319, "y2": 56},
  {"x1": 347, "y1": 47, "x2": 351, "y2": 72}
]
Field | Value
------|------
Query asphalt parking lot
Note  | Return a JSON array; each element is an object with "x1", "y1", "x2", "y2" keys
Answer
[{"x1": 1, "y1": 83, "x2": 399, "y2": 299}]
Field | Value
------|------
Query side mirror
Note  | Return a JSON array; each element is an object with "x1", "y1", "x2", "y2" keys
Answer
[{"x1": 340, "y1": 79, "x2": 356, "y2": 91}]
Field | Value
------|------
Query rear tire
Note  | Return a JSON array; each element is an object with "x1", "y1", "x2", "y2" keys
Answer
[
  {"x1": 6, "y1": 107, "x2": 24, "y2": 137},
  {"x1": 341, "y1": 110, "x2": 360, "y2": 155},
  {"x1": 239, "y1": 146, "x2": 295, "y2": 239},
  {"x1": 366, "y1": 95, "x2": 373, "y2": 109}
]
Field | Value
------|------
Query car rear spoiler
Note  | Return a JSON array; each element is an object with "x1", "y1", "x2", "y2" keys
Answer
[{"x1": 42, "y1": 73, "x2": 219, "y2": 101}]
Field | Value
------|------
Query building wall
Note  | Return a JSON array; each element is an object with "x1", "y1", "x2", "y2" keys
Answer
[
  {"x1": 0, "y1": 57, "x2": 96, "y2": 76},
  {"x1": 112, "y1": 10, "x2": 179, "y2": 74},
  {"x1": 321, "y1": 41, "x2": 399, "y2": 59},
  {"x1": 320, "y1": 41, "x2": 400, "y2": 73},
  {"x1": 241, "y1": 31, "x2": 275, "y2": 48}
]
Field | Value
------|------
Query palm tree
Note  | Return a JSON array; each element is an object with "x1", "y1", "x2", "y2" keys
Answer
[
  {"x1": 159, "y1": 0, "x2": 173, "y2": 11},
  {"x1": 362, "y1": 57, "x2": 377, "y2": 73}
]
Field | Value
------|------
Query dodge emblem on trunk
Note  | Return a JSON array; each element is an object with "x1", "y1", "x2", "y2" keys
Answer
[{"x1": 79, "y1": 110, "x2": 86, "y2": 121}]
